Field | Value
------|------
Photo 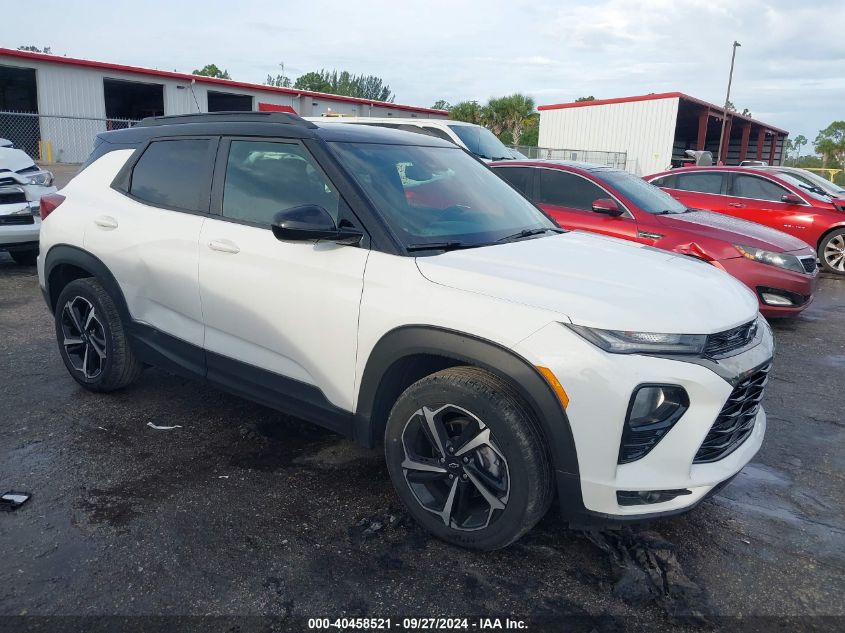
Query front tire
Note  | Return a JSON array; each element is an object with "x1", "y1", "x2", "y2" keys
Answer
[
  {"x1": 384, "y1": 367, "x2": 553, "y2": 550},
  {"x1": 10, "y1": 247, "x2": 38, "y2": 266},
  {"x1": 819, "y1": 228, "x2": 845, "y2": 274},
  {"x1": 54, "y1": 278, "x2": 143, "y2": 392}
]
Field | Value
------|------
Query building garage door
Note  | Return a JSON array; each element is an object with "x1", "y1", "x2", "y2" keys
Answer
[
  {"x1": 208, "y1": 91, "x2": 252, "y2": 112},
  {"x1": 0, "y1": 64, "x2": 40, "y2": 157},
  {"x1": 104, "y1": 78, "x2": 164, "y2": 124}
]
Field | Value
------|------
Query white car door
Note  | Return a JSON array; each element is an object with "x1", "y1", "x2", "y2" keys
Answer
[
  {"x1": 198, "y1": 138, "x2": 369, "y2": 414},
  {"x1": 84, "y1": 138, "x2": 215, "y2": 348}
]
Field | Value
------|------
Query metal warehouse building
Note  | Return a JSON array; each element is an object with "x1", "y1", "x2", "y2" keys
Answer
[
  {"x1": 538, "y1": 92, "x2": 788, "y2": 176},
  {"x1": 0, "y1": 47, "x2": 447, "y2": 163}
]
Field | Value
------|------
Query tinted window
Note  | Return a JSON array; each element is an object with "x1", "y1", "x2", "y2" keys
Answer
[
  {"x1": 537, "y1": 169, "x2": 606, "y2": 211},
  {"x1": 673, "y1": 172, "x2": 723, "y2": 194},
  {"x1": 731, "y1": 174, "x2": 789, "y2": 202},
  {"x1": 600, "y1": 169, "x2": 687, "y2": 214},
  {"x1": 650, "y1": 174, "x2": 675, "y2": 188},
  {"x1": 222, "y1": 140, "x2": 339, "y2": 225},
  {"x1": 447, "y1": 124, "x2": 513, "y2": 160},
  {"x1": 330, "y1": 143, "x2": 554, "y2": 247},
  {"x1": 130, "y1": 139, "x2": 211, "y2": 211},
  {"x1": 495, "y1": 167, "x2": 533, "y2": 197},
  {"x1": 420, "y1": 126, "x2": 456, "y2": 143}
]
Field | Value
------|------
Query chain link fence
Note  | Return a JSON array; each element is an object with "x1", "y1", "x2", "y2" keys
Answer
[
  {"x1": 0, "y1": 112, "x2": 139, "y2": 164},
  {"x1": 508, "y1": 145, "x2": 627, "y2": 170}
]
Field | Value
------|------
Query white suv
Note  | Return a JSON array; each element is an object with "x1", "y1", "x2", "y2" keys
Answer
[
  {"x1": 1, "y1": 140, "x2": 56, "y2": 264},
  {"x1": 38, "y1": 112, "x2": 772, "y2": 549}
]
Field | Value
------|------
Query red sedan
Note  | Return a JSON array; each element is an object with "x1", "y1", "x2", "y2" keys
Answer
[
  {"x1": 645, "y1": 166, "x2": 845, "y2": 274},
  {"x1": 491, "y1": 160, "x2": 818, "y2": 317}
]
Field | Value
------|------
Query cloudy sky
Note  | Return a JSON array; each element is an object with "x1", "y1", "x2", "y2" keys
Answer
[{"x1": 3, "y1": 0, "x2": 843, "y2": 142}]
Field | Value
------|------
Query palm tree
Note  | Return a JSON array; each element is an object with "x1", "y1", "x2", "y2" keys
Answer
[
  {"x1": 793, "y1": 135, "x2": 807, "y2": 166},
  {"x1": 449, "y1": 101, "x2": 483, "y2": 125},
  {"x1": 501, "y1": 94, "x2": 536, "y2": 146}
]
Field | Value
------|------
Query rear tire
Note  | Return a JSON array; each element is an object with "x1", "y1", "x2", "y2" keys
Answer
[
  {"x1": 384, "y1": 366, "x2": 553, "y2": 550},
  {"x1": 54, "y1": 278, "x2": 143, "y2": 392},
  {"x1": 10, "y1": 248, "x2": 38, "y2": 266},
  {"x1": 819, "y1": 228, "x2": 845, "y2": 274}
]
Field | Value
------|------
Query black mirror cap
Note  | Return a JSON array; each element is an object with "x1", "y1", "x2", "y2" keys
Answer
[
  {"x1": 591, "y1": 198, "x2": 624, "y2": 216},
  {"x1": 781, "y1": 193, "x2": 803, "y2": 205},
  {"x1": 271, "y1": 204, "x2": 363, "y2": 245}
]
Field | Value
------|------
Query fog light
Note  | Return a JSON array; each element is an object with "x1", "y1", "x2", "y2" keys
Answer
[
  {"x1": 761, "y1": 292, "x2": 793, "y2": 306},
  {"x1": 618, "y1": 385, "x2": 689, "y2": 464},
  {"x1": 617, "y1": 489, "x2": 692, "y2": 506}
]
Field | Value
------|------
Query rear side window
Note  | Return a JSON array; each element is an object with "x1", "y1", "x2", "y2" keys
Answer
[
  {"x1": 731, "y1": 175, "x2": 789, "y2": 202},
  {"x1": 222, "y1": 140, "x2": 339, "y2": 225},
  {"x1": 130, "y1": 139, "x2": 211, "y2": 211},
  {"x1": 537, "y1": 169, "x2": 606, "y2": 211},
  {"x1": 495, "y1": 167, "x2": 533, "y2": 197},
  {"x1": 674, "y1": 172, "x2": 723, "y2": 195}
]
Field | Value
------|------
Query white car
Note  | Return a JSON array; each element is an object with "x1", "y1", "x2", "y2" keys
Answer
[
  {"x1": 38, "y1": 112, "x2": 772, "y2": 549},
  {"x1": 0, "y1": 139, "x2": 56, "y2": 264},
  {"x1": 306, "y1": 116, "x2": 523, "y2": 161}
]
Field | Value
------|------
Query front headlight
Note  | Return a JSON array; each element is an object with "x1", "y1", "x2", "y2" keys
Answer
[
  {"x1": 26, "y1": 171, "x2": 54, "y2": 187},
  {"x1": 734, "y1": 244, "x2": 805, "y2": 274},
  {"x1": 565, "y1": 324, "x2": 707, "y2": 355}
]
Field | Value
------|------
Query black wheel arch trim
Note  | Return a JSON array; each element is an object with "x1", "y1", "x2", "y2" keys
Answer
[
  {"x1": 43, "y1": 244, "x2": 132, "y2": 322},
  {"x1": 355, "y1": 325, "x2": 586, "y2": 520}
]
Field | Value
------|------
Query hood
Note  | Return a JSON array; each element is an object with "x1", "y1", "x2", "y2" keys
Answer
[
  {"x1": 416, "y1": 232, "x2": 758, "y2": 334},
  {"x1": 658, "y1": 210, "x2": 811, "y2": 253},
  {"x1": 0, "y1": 147, "x2": 37, "y2": 173}
]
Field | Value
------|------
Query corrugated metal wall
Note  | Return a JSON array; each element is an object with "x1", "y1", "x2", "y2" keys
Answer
[{"x1": 538, "y1": 97, "x2": 680, "y2": 175}]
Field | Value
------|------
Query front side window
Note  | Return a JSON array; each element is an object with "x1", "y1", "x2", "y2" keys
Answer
[
  {"x1": 674, "y1": 172, "x2": 724, "y2": 195},
  {"x1": 600, "y1": 169, "x2": 687, "y2": 214},
  {"x1": 130, "y1": 139, "x2": 211, "y2": 211},
  {"x1": 537, "y1": 169, "x2": 606, "y2": 211},
  {"x1": 731, "y1": 175, "x2": 789, "y2": 202},
  {"x1": 329, "y1": 142, "x2": 555, "y2": 248},
  {"x1": 222, "y1": 140, "x2": 339, "y2": 225}
]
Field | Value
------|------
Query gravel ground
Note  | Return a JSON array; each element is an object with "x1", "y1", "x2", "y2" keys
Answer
[{"x1": 0, "y1": 183, "x2": 843, "y2": 631}]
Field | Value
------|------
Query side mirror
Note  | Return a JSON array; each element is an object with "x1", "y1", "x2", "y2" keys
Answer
[
  {"x1": 781, "y1": 193, "x2": 803, "y2": 205},
  {"x1": 271, "y1": 205, "x2": 363, "y2": 245},
  {"x1": 591, "y1": 198, "x2": 624, "y2": 217}
]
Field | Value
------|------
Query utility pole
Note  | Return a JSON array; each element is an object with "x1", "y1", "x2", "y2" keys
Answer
[{"x1": 717, "y1": 41, "x2": 741, "y2": 165}]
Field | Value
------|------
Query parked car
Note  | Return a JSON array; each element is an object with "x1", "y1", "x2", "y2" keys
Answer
[
  {"x1": 39, "y1": 112, "x2": 772, "y2": 550},
  {"x1": 305, "y1": 116, "x2": 522, "y2": 161},
  {"x1": 0, "y1": 142, "x2": 56, "y2": 264},
  {"x1": 763, "y1": 166, "x2": 845, "y2": 198},
  {"x1": 645, "y1": 166, "x2": 845, "y2": 274},
  {"x1": 491, "y1": 160, "x2": 818, "y2": 317}
]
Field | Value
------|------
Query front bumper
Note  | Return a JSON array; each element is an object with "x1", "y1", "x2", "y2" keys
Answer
[
  {"x1": 716, "y1": 256, "x2": 817, "y2": 318},
  {"x1": 516, "y1": 319, "x2": 774, "y2": 524},
  {"x1": 0, "y1": 199, "x2": 41, "y2": 248}
]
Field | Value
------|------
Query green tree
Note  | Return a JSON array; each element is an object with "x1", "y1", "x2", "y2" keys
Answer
[
  {"x1": 575, "y1": 96, "x2": 596, "y2": 102},
  {"x1": 448, "y1": 101, "x2": 483, "y2": 124},
  {"x1": 192, "y1": 64, "x2": 231, "y2": 79},
  {"x1": 265, "y1": 62, "x2": 292, "y2": 88},
  {"x1": 481, "y1": 96, "x2": 510, "y2": 136},
  {"x1": 293, "y1": 69, "x2": 394, "y2": 102},
  {"x1": 431, "y1": 100, "x2": 451, "y2": 111},
  {"x1": 18, "y1": 45, "x2": 51, "y2": 54},
  {"x1": 520, "y1": 113, "x2": 540, "y2": 147},
  {"x1": 792, "y1": 134, "x2": 808, "y2": 165},
  {"x1": 814, "y1": 122, "x2": 845, "y2": 169},
  {"x1": 499, "y1": 93, "x2": 535, "y2": 146}
]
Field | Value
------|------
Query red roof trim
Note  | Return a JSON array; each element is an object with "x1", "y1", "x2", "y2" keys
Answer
[
  {"x1": 0, "y1": 47, "x2": 448, "y2": 116},
  {"x1": 538, "y1": 91, "x2": 787, "y2": 135}
]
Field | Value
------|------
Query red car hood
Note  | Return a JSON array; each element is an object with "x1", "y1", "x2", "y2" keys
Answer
[{"x1": 656, "y1": 210, "x2": 812, "y2": 253}]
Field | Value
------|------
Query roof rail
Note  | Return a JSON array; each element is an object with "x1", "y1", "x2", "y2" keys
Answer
[{"x1": 135, "y1": 111, "x2": 317, "y2": 129}]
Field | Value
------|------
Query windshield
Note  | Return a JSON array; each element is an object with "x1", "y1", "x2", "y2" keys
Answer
[
  {"x1": 330, "y1": 142, "x2": 556, "y2": 249},
  {"x1": 447, "y1": 124, "x2": 514, "y2": 161},
  {"x1": 769, "y1": 172, "x2": 833, "y2": 203},
  {"x1": 776, "y1": 170, "x2": 843, "y2": 197},
  {"x1": 599, "y1": 169, "x2": 688, "y2": 214}
]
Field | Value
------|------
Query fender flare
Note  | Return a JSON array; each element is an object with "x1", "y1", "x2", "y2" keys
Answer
[
  {"x1": 43, "y1": 244, "x2": 132, "y2": 322},
  {"x1": 355, "y1": 325, "x2": 581, "y2": 484}
]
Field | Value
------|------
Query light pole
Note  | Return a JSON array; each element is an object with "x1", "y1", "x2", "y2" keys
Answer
[{"x1": 717, "y1": 41, "x2": 741, "y2": 165}]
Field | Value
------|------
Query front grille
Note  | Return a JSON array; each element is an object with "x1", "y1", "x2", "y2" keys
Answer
[
  {"x1": 694, "y1": 363, "x2": 770, "y2": 463},
  {"x1": 0, "y1": 177, "x2": 15, "y2": 186},
  {"x1": 704, "y1": 320, "x2": 757, "y2": 358},
  {"x1": 799, "y1": 256, "x2": 817, "y2": 274},
  {"x1": 0, "y1": 215, "x2": 34, "y2": 225},
  {"x1": 0, "y1": 189, "x2": 27, "y2": 205}
]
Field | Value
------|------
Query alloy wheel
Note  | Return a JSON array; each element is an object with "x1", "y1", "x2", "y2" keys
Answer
[
  {"x1": 60, "y1": 296, "x2": 107, "y2": 379},
  {"x1": 400, "y1": 404, "x2": 510, "y2": 531},
  {"x1": 824, "y1": 234, "x2": 845, "y2": 272}
]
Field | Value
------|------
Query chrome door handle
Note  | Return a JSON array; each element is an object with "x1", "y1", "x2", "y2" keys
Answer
[
  {"x1": 208, "y1": 239, "x2": 240, "y2": 254},
  {"x1": 94, "y1": 215, "x2": 118, "y2": 229}
]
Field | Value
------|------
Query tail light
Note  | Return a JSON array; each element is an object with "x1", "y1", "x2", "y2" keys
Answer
[{"x1": 39, "y1": 193, "x2": 66, "y2": 220}]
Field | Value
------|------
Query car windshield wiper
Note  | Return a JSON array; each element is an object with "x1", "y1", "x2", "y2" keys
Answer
[
  {"x1": 496, "y1": 227, "x2": 564, "y2": 242},
  {"x1": 406, "y1": 241, "x2": 489, "y2": 252}
]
